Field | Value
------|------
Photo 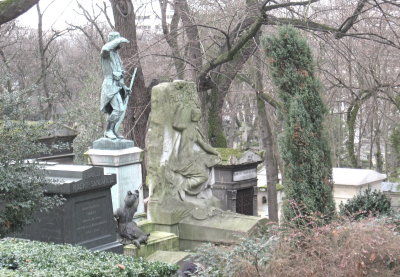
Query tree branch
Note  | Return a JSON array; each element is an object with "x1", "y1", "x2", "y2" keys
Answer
[
  {"x1": 0, "y1": 0, "x2": 40, "y2": 25},
  {"x1": 264, "y1": 0, "x2": 320, "y2": 12},
  {"x1": 198, "y1": 14, "x2": 264, "y2": 89},
  {"x1": 336, "y1": 0, "x2": 368, "y2": 38}
]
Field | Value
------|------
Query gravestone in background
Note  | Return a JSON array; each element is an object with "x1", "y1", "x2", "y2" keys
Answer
[{"x1": 15, "y1": 164, "x2": 123, "y2": 253}]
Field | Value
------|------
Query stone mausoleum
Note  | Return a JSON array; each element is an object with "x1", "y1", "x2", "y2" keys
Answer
[{"x1": 211, "y1": 149, "x2": 262, "y2": 216}]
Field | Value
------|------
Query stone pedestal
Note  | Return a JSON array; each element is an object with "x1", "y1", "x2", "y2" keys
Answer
[
  {"x1": 86, "y1": 138, "x2": 144, "y2": 213},
  {"x1": 15, "y1": 164, "x2": 122, "y2": 253}
]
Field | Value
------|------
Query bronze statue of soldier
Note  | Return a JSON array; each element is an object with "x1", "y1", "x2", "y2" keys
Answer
[{"x1": 100, "y1": 32, "x2": 131, "y2": 139}]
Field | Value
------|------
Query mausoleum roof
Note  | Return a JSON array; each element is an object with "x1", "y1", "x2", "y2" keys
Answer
[{"x1": 332, "y1": 168, "x2": 386, "y2": 186}]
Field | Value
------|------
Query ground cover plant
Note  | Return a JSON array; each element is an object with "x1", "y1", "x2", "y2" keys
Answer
[
  {"x1": 191, "y1": 214, "x2": 400, "y2": 277},
  {"x1": 0, "y1": 239, "x2": 178, "y2": 277}
]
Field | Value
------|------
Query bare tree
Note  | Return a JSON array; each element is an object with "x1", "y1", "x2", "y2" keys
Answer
[{"x1": 36, "y1": 2, "x2": 71, "y2": 119}]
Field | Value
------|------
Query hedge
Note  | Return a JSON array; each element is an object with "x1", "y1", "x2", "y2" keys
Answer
[{"x1": 0, "y1": 239, "x2": 178, "y2": 277}]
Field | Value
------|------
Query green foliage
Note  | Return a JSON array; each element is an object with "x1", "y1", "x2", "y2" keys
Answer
[
  {"x1": 0, "y1": 268, "x2": 18, "y2": 277},
  {"x1": 339, "y1": 188, "x2": 392, "y2": 219},
  {"x1": 208, "y1": 113, "x2": 227, "y2": 148},
  {"x1": 0, "y1": 89, "x2": 61, "y2": 238},
  {"x1": 263, "y1": 25, "x2": 335, "y2": 223},
  {"x1": 0, "y1": 239, "x2": 178, "y2": 276},
  {"x1": 208, "y1": 89, "x2": 227, "y2": 148},
  {"x1": 388, "y1": 168, "x2": 400, "y2": 182}
]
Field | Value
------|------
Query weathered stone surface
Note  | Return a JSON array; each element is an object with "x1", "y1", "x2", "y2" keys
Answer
[
  {"x1": 124, "y1": 231, "x2": 179, "y2": 258},
  {"x1": 146, "y1": 81, "x2": 221, "y2": 224},
  {"x1": 144, "y1": 81, "x2": 267, "y2": 252},
  {"x1": 178, "y1": 211, "x2": 267, "y2": 250},
  {"x1": 146, "y1": 250, "x2": 192, "y2": 265}
]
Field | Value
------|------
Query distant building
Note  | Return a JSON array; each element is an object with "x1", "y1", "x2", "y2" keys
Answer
[
  {"x1": 257, "y1": 167, "x2": 395, "y2": 219},
  {"x1": 135, "y1": 0, "x2": 174, "y2": 35},
  {"x1": 332, "y1": 168, "x2": 387, "y2": 209},
  {"x1": 381, "y1": 182, "x2": 400, "y2": 212}
]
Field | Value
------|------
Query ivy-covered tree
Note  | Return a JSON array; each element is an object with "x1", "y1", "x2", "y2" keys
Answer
[
  {"x1": 0, "y1": 88, "x2": 61, "y2": 237},
  {"x1": 263, "y1": 26, "x2": 335, "y2": 222}
]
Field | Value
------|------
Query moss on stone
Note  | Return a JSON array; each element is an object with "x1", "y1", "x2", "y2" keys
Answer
[
  {"x1": 258, "y1": 184, "x2": 284, "y2": 191},
  {"x1": 215, "y1": 148, "x2": 245, "y2": 161}
]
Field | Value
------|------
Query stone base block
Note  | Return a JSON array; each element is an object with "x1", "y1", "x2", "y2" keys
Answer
[
  {"x1": 146, "y1": 250, "x2": 193, "y2": 265},
  {"x1": 86, "y1": 147, "x2": 143, "y2": 167},
  {"x1": 138, "y1": 220, "x2": 180, "y2": 237},
  {"x1": 178, "y1": 214, "x2": 267, "y2": 251},
  {"x1": 124, "y1": 231, "x2": 179, "y2": 258}
]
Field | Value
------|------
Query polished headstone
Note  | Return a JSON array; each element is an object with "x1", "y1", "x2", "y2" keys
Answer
[{"x1": 15, "y1": 164, "x2": 122, "y2": 253}]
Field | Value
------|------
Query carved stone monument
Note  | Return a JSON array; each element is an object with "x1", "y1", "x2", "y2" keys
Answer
[
  {"x1": 146, "y1": 81, "x2": 266, "y2": 250},
  {"x1": 146, "y1": 81, "x2": 222, "y2": 224}
]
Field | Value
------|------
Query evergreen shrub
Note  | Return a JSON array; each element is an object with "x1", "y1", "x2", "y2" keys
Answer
[
  {"x1": 0, "y1": 89, "x2": 62, "y2": 237},
  {"x1": 263, "y1": 25, "x2": 335, "y2": 223},
  {"x1": 339, "y1": 187, "x2": 392, "y2": 219},
  {"x1": 0, "y1": 239, "x2": 178, "y2": 277}
]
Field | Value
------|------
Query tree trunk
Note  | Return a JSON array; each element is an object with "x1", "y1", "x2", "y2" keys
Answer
[
  {"x1": 37, "y1": 3, "x2": 52, "y2": 120},
  {"x1": 375, "y1": 127, "x2": 383, "y2": 172},
  {"x1": 346, "y1": 101, "x2": 360, "y2": 168},
  {"x1": 206, "y1": 35, "x2": 259, "y2": 147},
  {"x1": 0, "y1": 0, "x2": 39, "y2": 25},
  {"x1": 160, "y1": 0, "x2": 184, "y2": 79},
  {"x1": 110, "y1": 0, "x2": 149, "y2": 149},
  {"x1": 257, "y1": 96, "x2": 279, "y2": 222},
  {"x1": 174, "y1": 0, "x2": 202, "y2": 82},
  {"x1": 254, "y1": 52, "x2": 279, "y2": 222}
]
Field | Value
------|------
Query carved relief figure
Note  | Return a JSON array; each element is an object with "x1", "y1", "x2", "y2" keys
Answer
[
  {"x1": 100, "y1": 31, "x2": 131, "y2": 139},
  {"x1": 165, "y1": 105, "x2": 220, "y2": 201}
]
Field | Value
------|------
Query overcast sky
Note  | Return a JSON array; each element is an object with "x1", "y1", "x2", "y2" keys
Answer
[{"x1": 17, "y1": 0, "x2": 108, "y2": 30}]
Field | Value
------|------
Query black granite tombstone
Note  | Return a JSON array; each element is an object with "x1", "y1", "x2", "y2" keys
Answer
[{"x1": 15, "y1": 164, "x2": 123, "y2": 253}]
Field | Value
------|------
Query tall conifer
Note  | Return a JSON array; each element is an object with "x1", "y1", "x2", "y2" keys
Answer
[{"x1": 263, "y1": 26, "x2": 335, "y2": 221}]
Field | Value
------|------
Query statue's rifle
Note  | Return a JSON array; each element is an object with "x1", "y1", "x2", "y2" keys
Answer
[
  {"x1": 115, "y1": 67, "x2": 138, "y2": 134},
  {"x1": 128, "y1": 67, "x2": 138, "y2": 98}
]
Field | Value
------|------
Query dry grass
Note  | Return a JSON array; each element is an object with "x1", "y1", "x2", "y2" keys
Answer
[
  {"x1": 194, "y1": 216, "x2": 400, "y2": 277},
  {"x1": 266, "y1": 217, "x2": 400, "y2": 277}
]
